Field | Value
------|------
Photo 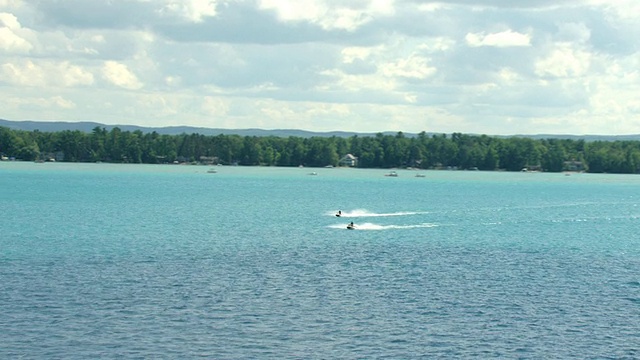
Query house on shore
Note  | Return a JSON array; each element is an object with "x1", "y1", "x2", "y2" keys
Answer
[
  {"x1": 338, "y1": 154, "x2": 358, "y2": 167},
  {"x1": 564, "y1": 160, "x2": 585, "y2": 172}
]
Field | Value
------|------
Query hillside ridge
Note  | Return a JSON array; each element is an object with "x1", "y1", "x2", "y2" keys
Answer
[{"x1": 2, "y1": 119, "x2": 640, "y2": 141}]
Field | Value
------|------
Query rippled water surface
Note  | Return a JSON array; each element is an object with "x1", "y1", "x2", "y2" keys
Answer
[{"x1": 2, "y1": 163, "x2": 639, "y2": 358}]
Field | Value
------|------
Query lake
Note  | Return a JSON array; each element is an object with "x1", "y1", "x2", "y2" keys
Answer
[{"x1": 1, "y1": 162, "x2": 639, "y2": 358}]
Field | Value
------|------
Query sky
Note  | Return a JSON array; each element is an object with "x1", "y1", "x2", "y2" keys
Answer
[{"x1": 1, "y1": 0, "x2": 639, "y2": 135}]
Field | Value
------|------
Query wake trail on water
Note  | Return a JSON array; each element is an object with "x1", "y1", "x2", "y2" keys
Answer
[
  {"x1": 327, "y1": 209, "x2": 430, "y2": 218},
  {"x1": 329, "y1": 222, "x2": 439, "y2": 230}
]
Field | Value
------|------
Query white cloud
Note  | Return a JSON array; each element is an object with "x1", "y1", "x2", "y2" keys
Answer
[
  {"x1": 591, "y1": 0, "x2": 640, "y2": 22},
  {"x1": 136, "y1": 94, "x2": 180, "y2": 117},
  {"x1": 165, "y1": 75, "x2": 182, "y2": 87},
  {"x1": 245, "y1": 82, "x2": 279, "y2": 92},
  {"x1": 66, "y1": 43, "x2": 99, "y2": 55},
  {"x1": 535, "y1": 43, "x2": 591, "y2": 78},
  {"x1": 417, "y1": 3, "x2": 444, "y2": 12},
  {"x1": 318, "y1": 68, "x2": 395, "y2": 92},
  {"x1": 253, "y1": 100, "x2": 354, "y2": 131},
  {"x1": 1, "y1": 60, "x2": 93, "y2": 87},
  {"x1": 0, "y1": 12, "x2": 20, "y2": 29},
  {"x1": 202, "y1": 96, "x2": 229, "y2": 116},
  {"x1": 0, "y1": 26, "x2": 31, "y2": 53},
  {"x1": 91, "y1": 35, "x2": 105, "y2": 43},
  {"x1": 341, "y1": 46, "x2": 373, "y2": 63},
  {"x1": 555, "y1": 22, "x2": 591, "y2": 44},
  {"x1": 587, "y1": 57, "x2": 640, "y2": 120},
  {"x1": 317, "y1": 50, "x2": 435, "y2": 107},
  {"x1": 381, "y1": 54, "x2": 436, "y2": 79},
  {"x1": 0, "y1": 0, "x2": 22, "y2": 10},
  {"x1": 1, "y1": 60, "x2": 42, "y2": 86},
  {"x1": 466, "y1": 30, "x2": 531, "y2": 48},
  {"x1": 102, "y1": 61, "x2": 143, "y2": 90},
  {"x1": 9, "y1": 95, "x2": 76, "y2": 110},
  {"x1": 0, "y1": 12, "x2": 32, "y2": 53},
  {"x1": 158, "y1": 0, "x2": 219, "y2": 22},
  {"x1": 418, "y1": 37, "x2": 456, "y2": 53},
  {"x1": 49, "y1": 96, "x2": 76, "y2": 109},
  {"x1": 61, "y1": 62, "x2": 95, "y2": 86},
  {"x1": 258, "y1": 0, "x2": 395, "y2": 31},
  {"x1": 497, "y1": 68, "x2": 521, "y2": 84}
]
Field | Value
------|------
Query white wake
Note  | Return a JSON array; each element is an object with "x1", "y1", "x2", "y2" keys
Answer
[
  {"x1": 327, "y1": 209, "x2": 429, "y2": 218},
  {"x1": 329, "y1": 222, "x2": 439, "y2": 230}
]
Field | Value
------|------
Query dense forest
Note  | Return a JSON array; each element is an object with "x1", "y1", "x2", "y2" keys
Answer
[{"x1": 2, "y1": 126, "x2": 640, "y2": 173}]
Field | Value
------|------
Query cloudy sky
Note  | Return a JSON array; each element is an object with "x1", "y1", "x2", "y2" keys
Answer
[{"x1": 1, "y1": 0, "x2": 639, "y2": 135}]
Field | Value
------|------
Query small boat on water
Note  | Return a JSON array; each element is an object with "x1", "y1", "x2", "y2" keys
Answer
[
  {"x1": 346, "y1": 222, "x2": 355, "y2": 230},
  {"x1": 415, "y1": 173, "x2": 425, "y2": 178},
  {"x1": 207, "y1": 168, "x2": 218, "y2": 173},
  {"x1": 385, "y1": 171, "x2": 398, "y2": 177}
]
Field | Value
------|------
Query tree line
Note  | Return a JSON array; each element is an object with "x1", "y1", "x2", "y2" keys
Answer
[{"x1": 2, "y1": 126, "x2": 640, "y2": 173}]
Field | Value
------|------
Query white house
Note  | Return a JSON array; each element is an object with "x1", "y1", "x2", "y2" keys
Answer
[{"x1": 338, "y1": 154, "x2": 358, "y2": 167}]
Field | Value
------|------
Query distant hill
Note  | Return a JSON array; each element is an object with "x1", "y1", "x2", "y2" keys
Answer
[
  {"x1": 0, "y1": 119, "x2": 387, "y2": 138},
  {"x1": 2, "y1": 118, "x2": 640, "y2": 141}
]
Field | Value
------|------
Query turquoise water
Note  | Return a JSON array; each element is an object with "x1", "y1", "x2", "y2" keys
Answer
[{"x1": 1, "y1": 162, "x2": 639, "y2": 358}]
